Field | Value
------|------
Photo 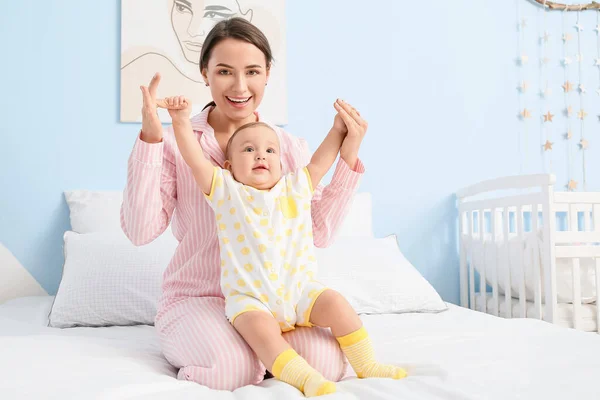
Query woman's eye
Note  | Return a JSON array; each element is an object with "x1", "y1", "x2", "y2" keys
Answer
[
  {"x1": 247, "y1": 70, "x2": 259, "y2": 76},
  {"x1": 218, "y1": 70, "x2": 231, "y2": 75}
]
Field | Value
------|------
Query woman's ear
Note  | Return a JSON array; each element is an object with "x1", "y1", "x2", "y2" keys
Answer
[
  {"x1": 265, "y1": 63, "x2": 271, "y2": 83},
  {"x1": 201, "y1": 67, "x2": 209, "y2": 86}
]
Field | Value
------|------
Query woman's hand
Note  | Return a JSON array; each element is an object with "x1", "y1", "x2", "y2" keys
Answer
[
  {"x1": 157, "y1": 95, "x2": 192, "y2": 123},
  {"x1": 139, "y1": 73, "x2": 165, "y2": 143},
  {"x1": 334, "y1": 99, "x2": 367, "y2": 169}
]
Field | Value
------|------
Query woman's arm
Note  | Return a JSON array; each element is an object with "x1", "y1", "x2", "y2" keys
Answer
[{"x1": 120, "y1": 129, "x2": 178, "y2": 246}]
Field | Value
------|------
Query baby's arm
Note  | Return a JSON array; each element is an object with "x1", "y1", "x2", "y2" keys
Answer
[
  {"x1": 307, "y1": 99, "x2": 367, "y2": 188},
  {"x1": 305, "y1": 127, "x2": 345, "y2": 189},
  {"x1": 161, "y1": 97, "x2": 214, "y2": 195}
]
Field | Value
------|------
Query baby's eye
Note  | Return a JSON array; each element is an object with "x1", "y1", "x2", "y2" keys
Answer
[
  {"x1": 244, "y1": 147, "x2": 254, "y2": 152},
  {"x1": 267, "y1": 148, "x2": 275, "y2": 154}
]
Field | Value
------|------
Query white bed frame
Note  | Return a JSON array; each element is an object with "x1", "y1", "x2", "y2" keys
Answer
[{"x1": 456, "y1": 174, "x2": 600, "y2": 333}]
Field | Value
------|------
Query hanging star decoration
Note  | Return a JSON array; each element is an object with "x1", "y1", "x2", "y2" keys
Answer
[
  {"x1": 575, "y1": 23, "x2": 584, "y2": 32},
  {"x1": 520, "y1": 18, "x2": 528, "y2": 29},
  {"x1": 563, "y1": 33, "x2": 573, "y2": 42},
  {"x1": 566, "y1": 130, "x2": 573, "y2": 139},
  {"x1": 596, "y1": 88, "x2": 600, "y2": 96},
  {"x1": 562, "y1": 57, "x2": 573, "y2": 66},
  {"x1": 567, "y1": 180, "x2": 578, "y2": 191},
  {"x1": 580, "y1": 138, "x2": 589, "y2": 150},
  {"x1": 577, "y1": 53, "x2": 585, "y2": 63},
  {"x1": 518, "y1": 54, "x2": 529, "y2": 65},
  {"x1": 579, "y1": 84, "x2": 587, "y2": 94},
  {"x1": 595, "y1": 58, "x2": 600, "y2": 67},
  {"x1": 541, "y1": 31, "x2": 551, "y2": 43},
  {"x1": 544, "y1": 111, "x2": 554, "y2": 122},
  {"x1": 565, "y1": 106, "x2": 573, "y2": 117},
  {"x1": 520, "y1": 108, "x2": 532, "y2": 119},
  {"x1": 578, "y1": 109, "x2": 588, "y2": 119},
  {"x1": 541, "y1": 56, "x2": 551, "y2": 65},
  {"x1": 562, "y1": 81, "x2": 574, "y2": 92},
  {"x1": 595, "y1": 25, "x2": 600, "y2": 34},
  {"x1": 540, "y1": 87, "x2": 553, "y2": 98},
  {"x1": 517, "y1": 81, "x2": 529, "y2": 93},
  {"x1": 543, "y1": 140, "x2": 554, "y2": 151}
]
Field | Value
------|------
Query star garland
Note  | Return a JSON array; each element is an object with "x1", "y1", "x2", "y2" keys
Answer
[
  {"x1": 562, "y1": 10, "x2": 576, "y2": 190},
  {"x1": 517, "y1": 0, "x2": 530, "y2": 174},
  {"x1": 575, "y1": 10, "x2": 588, "y2": 191}
]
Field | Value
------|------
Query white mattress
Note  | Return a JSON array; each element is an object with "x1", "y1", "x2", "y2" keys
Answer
[
  {"x1": 474, "y1": 293, "x2": 599, "y2": 332},
  {"x1": 1, "y1": 296, "x2": 600, "y2": 399}
]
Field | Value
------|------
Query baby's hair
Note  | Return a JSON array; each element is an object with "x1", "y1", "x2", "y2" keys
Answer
[{"x1": 225, "y1": 122, "x2": 277, "y2": 160}]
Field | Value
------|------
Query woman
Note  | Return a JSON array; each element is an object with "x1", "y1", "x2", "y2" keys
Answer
[{"x1": 120, "y1": 18, "x2": 366, "y2": 391}]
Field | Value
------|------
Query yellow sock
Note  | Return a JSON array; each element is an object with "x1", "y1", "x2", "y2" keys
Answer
[
  {"x1": 271, "y1": 348, "x2": 336, "y2": 397},
  {"x1": 337, "y1": 326, "x2": 407, "y2": 380}
]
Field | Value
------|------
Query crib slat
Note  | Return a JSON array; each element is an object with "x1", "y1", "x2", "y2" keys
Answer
[
  {"x1": 469, "y1": 212, "x2": 475, "y2": 311},
  {"x1": 479, "y1": 209, "x2": 487, "y2": 314},
  {"x1": 531, "y1": 204, "x2": 542, "y2": 319},
  {"x1": 572, "y1": 258, "x2": 582, "y2": 331},
  {"x1": 517, "y1": 205, "x2": 527, "y2": 318},
  {"x1": 596, "y1": 259, "x2": 600, "y2": 334},
  {"x1": 491, "y1": 209, "x2": 499, "y2": 317},
  {"x1": 459, "y1": 212, "x2": 468, "y2": 308},
  {"x1": 503, "y1": 207, "x2": 512, "y2": 318},
  {"x1": 569, "y1": 204, "x2": 578, "y2": 232},
  {"x1": 593, "y1": 205, "x2": 600, "y2": 233}
]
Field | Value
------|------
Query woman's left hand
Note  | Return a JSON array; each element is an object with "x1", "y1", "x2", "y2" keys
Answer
[{"x1": 333, "y1": 99, "x2": 367, "y2": 169}]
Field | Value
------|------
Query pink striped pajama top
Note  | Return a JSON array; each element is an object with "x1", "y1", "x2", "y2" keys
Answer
[{"x1": 120, "y1": 106, "x2": 364, "y2": 390}]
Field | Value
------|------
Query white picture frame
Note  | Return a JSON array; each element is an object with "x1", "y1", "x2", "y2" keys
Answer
[{"x1": 120, "y1": 0, "x2": 287, "y2": 124}]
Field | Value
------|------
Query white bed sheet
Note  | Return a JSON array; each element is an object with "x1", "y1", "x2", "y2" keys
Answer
[{"x1": 1, "y1": 296, "x2": 599, "y2": 399}]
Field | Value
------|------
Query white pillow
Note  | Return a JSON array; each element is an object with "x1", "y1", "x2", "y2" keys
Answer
[
  {"x1": 64, "y1": 190, "x2": 371, "y2": 237},
  {"x1": 315, "y1": 235, "x2": 448, "y2": 314},
  {"x1": 336, "y1": 192, "x2": 374, "y2": 238},
  {"x1": 48, "y1": 231, "x2": 177, "y2": 328},
  {"x1": 64, "y1": 190, "x2": 124, "y2": 233}
]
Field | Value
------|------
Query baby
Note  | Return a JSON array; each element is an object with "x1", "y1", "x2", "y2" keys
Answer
[{"x1": 162, "y1": 96, "x2": 407, "y2": 397}]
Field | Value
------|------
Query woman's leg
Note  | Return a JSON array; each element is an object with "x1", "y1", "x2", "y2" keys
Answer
[
  {"x1": 154, "y1": 296, "x2": 265, "y2": 391},
  {"x1": 309, "y1": 289, "x2": 408, "y2": 380}
]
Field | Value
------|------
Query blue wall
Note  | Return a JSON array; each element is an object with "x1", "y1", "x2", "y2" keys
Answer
[{"x1": 2, "y1": 1, "x2": 600, "y2": 304}]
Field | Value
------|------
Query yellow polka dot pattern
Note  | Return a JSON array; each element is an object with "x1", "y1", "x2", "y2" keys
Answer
[{"x1": 204, "y1": 167, "x2": 322, "y2": 331}]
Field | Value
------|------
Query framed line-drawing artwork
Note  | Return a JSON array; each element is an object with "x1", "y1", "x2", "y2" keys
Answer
[{"x1": 120, "y1": 0, "x2": 287, "y2": 124}]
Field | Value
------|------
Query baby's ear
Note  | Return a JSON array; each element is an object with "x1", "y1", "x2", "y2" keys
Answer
[{"x1": 224, "y1": 160, "x2": 233, "y2": 172}]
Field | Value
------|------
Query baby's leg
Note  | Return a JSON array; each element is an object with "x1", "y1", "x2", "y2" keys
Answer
[
  {"x1": 228, "y1": 295, "x2": 336, "y2": 397},
  {"x1": 298, "y1": 284, "x2": 407, "y2": 380}
]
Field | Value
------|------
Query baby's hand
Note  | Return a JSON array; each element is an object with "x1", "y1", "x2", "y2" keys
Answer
[{"x1": 157, "y1": 95, "x2": 192, "y2": 122}]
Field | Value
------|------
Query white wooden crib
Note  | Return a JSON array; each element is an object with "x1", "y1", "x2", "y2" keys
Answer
[{"x1": 456, "y1": 174, "x2": 600, "y2": 333}]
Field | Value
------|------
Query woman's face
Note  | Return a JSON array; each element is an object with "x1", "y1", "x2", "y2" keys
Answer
[
  {"x1": 171, "y1": 0, "x2": 252, "y2": 64},
  {"x1": 203, "y1": 38, "x2": 270, "y2": 122}
]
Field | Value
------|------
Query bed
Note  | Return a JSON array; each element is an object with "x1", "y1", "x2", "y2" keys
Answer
[
  {"x1": 2, "y1": 190, "x2": 600, "y2": 399},
  {"x1": 2, "y1": 295, "x2": 600, "y2": 399}
]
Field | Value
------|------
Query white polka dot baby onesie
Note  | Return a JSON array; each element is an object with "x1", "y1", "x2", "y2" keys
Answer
[{"x1": 204, "y1": 166, "x2": 328, "y2": 332}]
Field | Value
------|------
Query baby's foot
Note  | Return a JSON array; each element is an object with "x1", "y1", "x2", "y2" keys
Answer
[
  {"x1": 357, "y1": 362, "x2": 407, "y2": 380},
  {"x1": 303, "y1": 375, "x2": 337, "y2": 397}
]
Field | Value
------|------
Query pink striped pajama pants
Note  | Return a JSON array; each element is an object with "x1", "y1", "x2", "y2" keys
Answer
[{"x1": 155, "y1": 296, "x2": 349, "y2": 390}]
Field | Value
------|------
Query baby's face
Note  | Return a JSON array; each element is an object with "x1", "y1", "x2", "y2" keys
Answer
[{"x1": 226, "y1": 126, "x2": 282, "y2": 190}]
